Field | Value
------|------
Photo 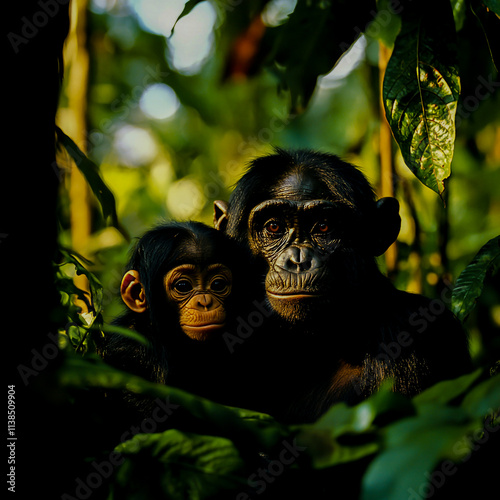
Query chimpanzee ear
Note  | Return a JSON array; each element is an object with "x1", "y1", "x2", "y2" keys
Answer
[
  {"x1": 120, "y1": 270, "x2": 147, "y2": 313},
  {"x1": 213, "y1": 200, "x2": 229, "y2": 232},
  {"x1": 372, "y1": 197, "x2": 401, "y2": 256}
]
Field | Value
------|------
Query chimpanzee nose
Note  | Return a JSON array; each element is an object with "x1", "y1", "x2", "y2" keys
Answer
[
  {"x1": 196, "y1": 294, "x2": 213, "y2": 310},
  {"x1": 278, "y1": 246, "x2": 317, "y2": 273}
]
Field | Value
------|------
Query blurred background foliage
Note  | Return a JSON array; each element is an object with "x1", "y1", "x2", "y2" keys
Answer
[{"x1": 55, "y1": 0, "x2": 499, "y2": 364}]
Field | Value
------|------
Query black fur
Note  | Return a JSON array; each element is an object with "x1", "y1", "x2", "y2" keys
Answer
[
  {"x1": 218, "y1": 148, "x2": 472, "y2": 423},
  {"x1": 98, "y1": 221, "x2": 256, "y2": 415}
]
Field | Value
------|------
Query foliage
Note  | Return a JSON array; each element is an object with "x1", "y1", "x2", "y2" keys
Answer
[
  {"x1": 57, "y1": 333, "x2": 498, "y2": 499},
  {"x1": 55, "y1": 205, "x2": 498, "y2": 499},
  {"x1": 48, "y1": 0, "x2": 500, "y2": 499},
  {"x1": 452, "y1": 236, "x2": 500, "y2": 322},
  {"x1": 382, "y1": 0, "x2": 460, "y2": 196}
]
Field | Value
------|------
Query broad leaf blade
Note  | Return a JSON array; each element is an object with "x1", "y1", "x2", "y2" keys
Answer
[
  {"x1": 59, "y1": 355, "x2": 288, "y2": 450},
  {"x1": 383, "y1": 0, "x2": 460, "y2": 195},
  {"x1": 360, "y1": 407, "x2": 474, "y2": 500},
  {"x1": 452, "y1": 236, "x2": 500, "y2": 322},
  {"x1": 56, "y1": 128, "x2": 128, "y2": 239},
  {"x1": 115, "y1": 430, "x2": 246, "y2": 500},
  {"x1": 413, "y1": 369, "x2": 483, "y2": 406},
  {"x1": 268, "y1": 0, "x2": 376, "y2": 112},
  {"x1": 296, "y1": 386, "x2": 411, "y2": 469}
]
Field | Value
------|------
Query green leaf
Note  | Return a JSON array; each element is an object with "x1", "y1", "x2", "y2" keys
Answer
[
  {"x1": 99, "y1": 323, "x2": 150, "y2": 346},
  {"x1": 383, "y1": 0, "x2": 460, "y2": 196},
  {"x1": 461, "y1": 374, "x2": 500, "y2": 418},
  {"x1": 451, "y1": 236, "x2": 500, "y2": 322},
  {"x1": 54, "y1": 276, "x2": 91, "y2": 309},
  {"x1": 115, "y1": 430, "x2": 246, "y2": 500},
  {"x1": 314, "y1": 386, "x2": 413, "y2": 436},
  {"x1": 296, "y1": 386, "x2": 411, "y2": 468},
  {"x1": 373, "y1": 0, "x2": 402, "y2": 49},
  {"x1": 413, "y1": 369, "x2": 484, "y2": 406},
  {"x1": 58, "y1": 248, "x2": 104, "y2": 316},
  {"x1": 56, "y1": 128, "x2": 128, "y2": 239},
  {"x1": 483, "y1": 0, "x2": 500, "y2": 16},
  {"x1": 170, "y1": 0, "x2": 203, "y2": 36},
  {"x1": 360, "y1": 407, "x2": 473, "y2": 500},
  {"x1": 58, "y1": 355, "x2": 289, "y2": 451},
  {"x1": 471, "y1": 0, "x2": 500, "y2": 71},
  {"x1": 267, "y1": 0, "x2": 377, "y2": 112},
  {"x1": 450, "y1": 0, "x2": 468, "y2": 31}
]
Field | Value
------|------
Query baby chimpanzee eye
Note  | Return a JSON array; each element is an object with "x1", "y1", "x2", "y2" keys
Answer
[
  {"x1": 174, "y1": 280, "x2": 192, "y2": 293},
  {"x1": 210, "y1": 279, "x2": 228, "y2": 292}
]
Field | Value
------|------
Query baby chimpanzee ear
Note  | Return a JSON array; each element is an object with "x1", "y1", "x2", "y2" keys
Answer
[
  {"x1": 121, "y1": 270, "x2": 147, "y2": 313},
  {"x1": 372, "y1": 197, "x2": 401, "y2": 256},
  {"x1": 213, "y1": 200, "x2": 229, "y2": 232}
]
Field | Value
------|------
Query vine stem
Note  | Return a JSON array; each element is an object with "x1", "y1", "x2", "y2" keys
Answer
[{"x1": 379, "y1": 41, "x2": 398, "y2": 276}]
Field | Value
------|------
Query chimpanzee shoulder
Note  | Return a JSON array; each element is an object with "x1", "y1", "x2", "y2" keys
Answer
[{"x1": 214, "y1": 148, "x2": 472, "y2": 423}]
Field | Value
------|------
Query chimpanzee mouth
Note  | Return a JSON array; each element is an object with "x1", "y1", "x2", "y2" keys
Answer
[
  {"x1": 267, "y1": 291, "x2": 322, "y2": 300},
  {"x1": 181, "y1": 323, "x2": 225, "y2": 332}
]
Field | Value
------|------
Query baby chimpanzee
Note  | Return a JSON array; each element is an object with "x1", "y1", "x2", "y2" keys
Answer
[{"x1": 99, "y1": 221, "x2": 258, "y2": 414}]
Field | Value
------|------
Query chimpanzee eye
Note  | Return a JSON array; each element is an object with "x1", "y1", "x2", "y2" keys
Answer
[
  {"x1": 174, "y1": 280, "x2": 192, "y2": 293},
  {"x1": 210, "y1": 278, "x2": 228, "y2": 292},
  {"x1": 265, "y1": 220, "x2": 284, "y2": 234},
  {"x1": 313, "y1": 220, "x2": 331, "y2": 234}
]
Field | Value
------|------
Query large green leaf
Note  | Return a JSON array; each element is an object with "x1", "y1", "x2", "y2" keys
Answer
[
  {"x1": 460, "y1": 374, "x2": 500, "y2": 418},
  {"x1": 295, "y1": 386, "x2": 412, "y2": 468},
  {"x1": 56, "y1": 128, "x2": 128, "y2": 239},
  {"x1": 361, "y1": 370, "x2": 499, "y2": 500},
  {"x1": 383, "y1": 0, "x2": 460, "y2": 196},
  {"x1": 59, "y1": 355, "x2": 288, "y2": 450},
  {"x1": 451, "y1": 236, "x2": 500, "y2": 322},
  {"x1": 413, "y1": 369, "x2": 483, "y2": 406},
  {"x1": 360, "y1": 407, "x2": 474, "y2": 500},
  {"x1": 267, "y1": 0, "x2": 376, "y2": 112},
  {"x1": 115, "y1": 430, "x2": 246, "y2": 500}
]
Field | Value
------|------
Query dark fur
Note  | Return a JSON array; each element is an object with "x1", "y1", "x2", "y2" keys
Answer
[
  {"x1": 219, "y1": 148, "x2": 472, "y2": 423},
  {"x1": 98, "y1": 221, "x2": 255, "y2": 413}
]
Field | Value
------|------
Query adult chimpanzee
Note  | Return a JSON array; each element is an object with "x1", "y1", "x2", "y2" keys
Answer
[
  {"x1": 214, "y1": 148, "x2": 472, "y2": 423},
  {"x1": 98, "y1": 221, "x2": 256, "y2": 413}
]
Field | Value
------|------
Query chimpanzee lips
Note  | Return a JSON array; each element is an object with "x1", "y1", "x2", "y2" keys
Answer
[
  {"x1": 181, "y1": 322, "x2": 225, "y2": 331},
  {"x1": 267, "y1": 291, "x2": 322, "y2": 300}
]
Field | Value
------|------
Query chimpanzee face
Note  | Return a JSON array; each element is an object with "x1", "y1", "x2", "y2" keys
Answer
[
  {"x1": 247, "y1": 173, "x2": 362, "y2": 321},
  {"x1": 164, "y1": 263, "x2": 232, "y2": 341},
  {"x1": 214, "y1": 149, "x2": 401, "y2": 324},
  {"x1": 119, "y1": 222, "x2": 240, "y2": 343},
  {"x1": 121, "y1": 262, "x2": 234, "y2": 342}
]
